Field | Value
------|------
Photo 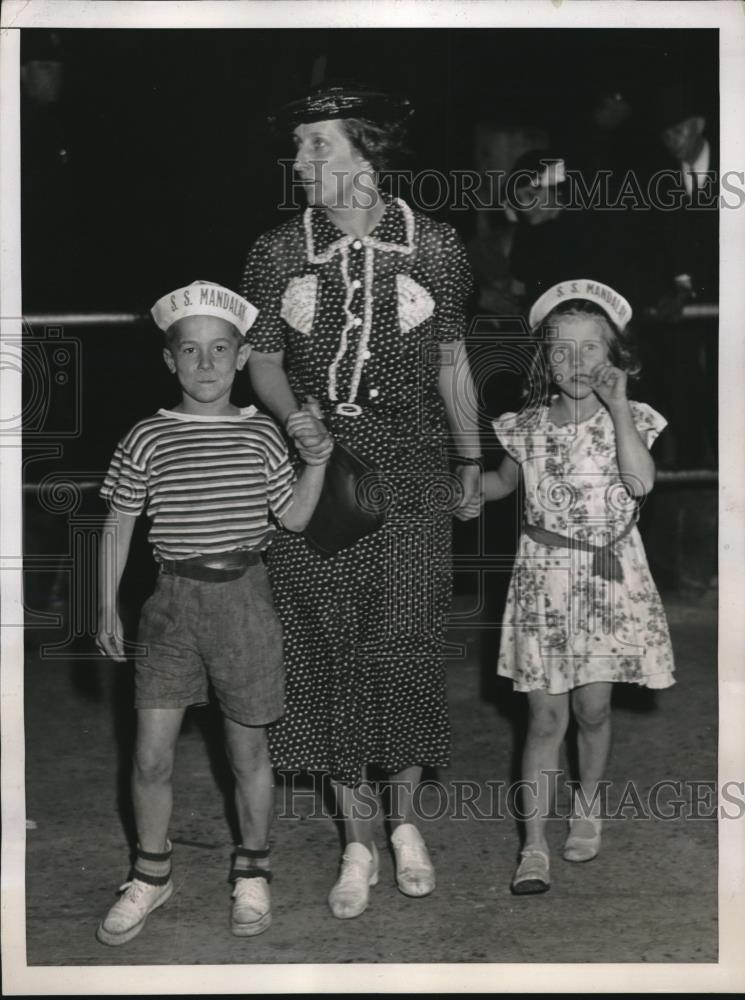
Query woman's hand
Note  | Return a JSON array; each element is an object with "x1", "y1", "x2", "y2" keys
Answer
[
  {"x1": 286, "y1": 396, "x2": 333, "y2": 465},
  {"x1": 454, "y1": 464, "x2": 483, "y2": 521},
  {"x1": 590, "y1": 363, "x2": 628, "y2": 410}
]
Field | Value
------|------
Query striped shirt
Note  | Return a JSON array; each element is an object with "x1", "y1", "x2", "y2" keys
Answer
[{"x1": 100, "y1": 407, "x2": 295, "y2": 562}]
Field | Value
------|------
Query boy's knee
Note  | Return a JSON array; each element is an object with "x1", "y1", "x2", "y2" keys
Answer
[
  {"x1": 133, "y1": 748, "x2": 174, "y2": 784},
  {"x1": 225, "y1": 724, "x2": 269, "y2": 778}
]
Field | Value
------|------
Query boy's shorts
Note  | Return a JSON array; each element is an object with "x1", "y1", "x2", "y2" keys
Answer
[{"x1": 135, "y1": 561, "x2": 284, "y2": 726}]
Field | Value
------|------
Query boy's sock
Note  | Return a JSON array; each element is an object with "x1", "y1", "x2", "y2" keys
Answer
[
  {"x1": 133, "y1": 840, "x2": 173, "y2": 885},
  {"x1": 230, "y1": 845, "x2": 271, "y2": 882}
]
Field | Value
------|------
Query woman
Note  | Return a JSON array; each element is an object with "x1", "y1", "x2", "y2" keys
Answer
[{"x1": 240, "y1": 82, "x2": 481, "y2": 919}]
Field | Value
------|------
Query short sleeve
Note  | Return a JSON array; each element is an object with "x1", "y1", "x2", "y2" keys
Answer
[
  {"x1": 260, "y1": 420, "x2": 296, "y2": 518},
  {"x1": 99, "y1": 432, "x2": 148, "y2": 515},
  {"x1": 492, "y1": 411, "x2": 527, "y2": 463},
  {"x1": 630, "y1": 400, "x2": 668, "y2": 449},
  {"x1": 239, "y1": 234, "x2": 287, "y2": 354},
  {"x1": 432, "y1": 224, "x2": 474, "y2": 343}
]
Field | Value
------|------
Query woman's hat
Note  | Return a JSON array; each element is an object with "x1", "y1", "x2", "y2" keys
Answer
[
  {"x1": 268, "y1": 80, "x2": 414, "y2": 131},
  {"x1": 151, "y1": 280, "x2": 258, "y2": 336},
  {"x1": 529, "y1": 279, "x2": 633, "y2": 331}
]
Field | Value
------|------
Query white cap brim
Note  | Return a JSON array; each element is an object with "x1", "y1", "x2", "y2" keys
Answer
[
  {"x1": 529, "y1": 278, "x2": 633, "y2": 331},
  {"x1": 151, "y1": 281, "x2": 258, "y2": 336}
]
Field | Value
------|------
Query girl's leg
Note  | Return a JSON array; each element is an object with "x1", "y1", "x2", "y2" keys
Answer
[
  {"x1": 521, "y1": 691, "x2": 571, "y2": 852},
  {"x1": 223, "y1": 718, "x2": 274, "y2": 856},
  {"x1": 570, "y1": 681, "x2": 613, "y2": 823},
  {"x1": 132, "y1": 707, "x2": 185, "y2": 856}
]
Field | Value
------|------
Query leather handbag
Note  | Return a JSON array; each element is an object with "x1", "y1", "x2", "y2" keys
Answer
[{"x1": 303, "y1": 441, "x2": 386, "y2": 556}]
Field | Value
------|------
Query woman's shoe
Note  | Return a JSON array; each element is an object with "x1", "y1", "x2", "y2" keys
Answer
[
  {"x1": 328, "y1": 842, "x2": 379, "y2": 919},
  {"x1": 563, "y1": 816, "x2": 602, "y2": 863},
  {"x1": 511, "y1": 848, "x2": 550, "y2": 895},
  {"x1": 390, "y1": 823, "x2": 435, "y2": 897}
]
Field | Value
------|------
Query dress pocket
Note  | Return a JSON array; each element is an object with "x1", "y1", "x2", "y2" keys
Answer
[
  {"x1": 280, "y1": 274, "x2": 318, "y2": 335},
  {"x1": 396, "y1": 274, "x2": 435, "y2": 333}
]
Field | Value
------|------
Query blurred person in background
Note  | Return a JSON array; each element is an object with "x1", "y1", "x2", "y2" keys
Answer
[
  {"x1": 506, "y1": 150, "x2": 641, "y2": 310},
  {"x1": 636, "y1": 84, "x2": 718, "y2": 468}
]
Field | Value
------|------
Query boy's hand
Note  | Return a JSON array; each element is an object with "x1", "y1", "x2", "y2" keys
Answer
[
  {"x1": 96, "y1": 614, "x2": 127, "y2": 662},
  {"x1": 590, "y1": 363, "x2": 628, "y2": 409},
  {"x1": 287, "y1": 396, "x2": 333, "y2": 465}
]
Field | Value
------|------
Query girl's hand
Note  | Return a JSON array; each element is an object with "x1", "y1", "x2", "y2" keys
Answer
[{"x1": 590, "y1": 362, "x2": 628, "y2": 409}]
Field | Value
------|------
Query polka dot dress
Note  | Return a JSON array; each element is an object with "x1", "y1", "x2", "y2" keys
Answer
[{"x1": 240, "y1": 196, "x2": 473, "y2": 786}]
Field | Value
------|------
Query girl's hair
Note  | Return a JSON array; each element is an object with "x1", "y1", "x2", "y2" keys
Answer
[
  {"x1": 339, "y1": 117, "x2": 410, "y2": 173},
  {"x1": 523, "y1": 297, "x2": 641, "y2": 404}
]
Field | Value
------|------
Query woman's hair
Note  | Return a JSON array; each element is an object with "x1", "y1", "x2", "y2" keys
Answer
[
  {"x1": 339, "y1": 117, "x2": 410, "y2": 173},
  {"x1": 523, "y1": 297, "x2": 641, "y2": 404}
]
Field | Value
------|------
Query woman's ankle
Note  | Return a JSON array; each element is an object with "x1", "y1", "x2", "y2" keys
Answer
[{"x1": 522, "y1": 830, "x2": 549, "y2": 853}]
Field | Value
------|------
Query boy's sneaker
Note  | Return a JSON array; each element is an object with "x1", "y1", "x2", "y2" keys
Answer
[
  {"x1": 231, "y1": 875, "x2": 272, "y2": 936},
  {"x1": 96, "y1": 878, "x2": 173, "y2": 946}
]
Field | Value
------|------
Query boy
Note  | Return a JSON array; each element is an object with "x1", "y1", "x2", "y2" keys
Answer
[{"x1": 95, "y1": 280, "x2": 330, "y2": 945}]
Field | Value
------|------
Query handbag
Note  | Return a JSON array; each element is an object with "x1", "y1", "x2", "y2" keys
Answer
[{"x1": 303, "y1": 441, "x2": 386, "y2": 556}]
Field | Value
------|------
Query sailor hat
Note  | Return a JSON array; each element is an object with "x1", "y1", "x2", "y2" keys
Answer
[
  {"x1": 151, "y1": 280, "x2": 258, "y2": 337},
  {"x1": 529, "y1": 279, "x2": 633, "y2": 332}
]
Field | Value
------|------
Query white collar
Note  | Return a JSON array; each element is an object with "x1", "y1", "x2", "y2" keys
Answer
[
  {"x1": 158, "y1": 406, "x2": 257, "y2": 422},
  {"x1": 303, "y1": 197, "x2": 415, "y2": 264},
  {"x1": 685, "y1": 138, "x2": 710, "y2": 175}
]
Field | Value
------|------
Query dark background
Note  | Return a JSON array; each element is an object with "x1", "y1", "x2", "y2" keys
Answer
[{"x1": 20, "y1": 27, "x2": 718, "y2": 469}]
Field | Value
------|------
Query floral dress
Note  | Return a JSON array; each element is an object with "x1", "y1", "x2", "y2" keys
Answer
[
  {"x1": 240, "y1": 196, "x2": 473, "y2": 785},
  {"x1": 493, "y1": 401, "x2": 675, "y2": 693}
]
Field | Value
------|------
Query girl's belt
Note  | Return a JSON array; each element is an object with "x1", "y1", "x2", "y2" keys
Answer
[{"x1": 523, "y1": 521, "x2": 635, "y2": 583}]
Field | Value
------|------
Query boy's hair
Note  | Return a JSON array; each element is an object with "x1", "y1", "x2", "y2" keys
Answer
[
  {"x1": 163, "y1": 316, "x2": 245, "y2": 349},
  {"x1": 339, "y1": 117, "x2": 411, "y2": 173},
  {"x1": 524, "y1": 297, "x2": 641, "y2": 403}
]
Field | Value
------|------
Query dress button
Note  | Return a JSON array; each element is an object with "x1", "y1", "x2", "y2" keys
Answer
[
  {"x1": 351, "y1": 279, "x2": 362, "y2": 289},
  {"x1": 369, "y1": 388, "x2": 379, "y2": 399},
  {"x1": 352, "y1": 240, "x2": 362, "y2": 250},
  {"x1": 353, "y1": 317, "x2": 362, "y2": 327},
  {"x1": 362, "y1": 349, "x2": 371, "y2": 359}
]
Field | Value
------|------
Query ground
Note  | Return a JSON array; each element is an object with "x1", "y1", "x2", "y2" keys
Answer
[{"x1": 22, "y1": 588, "x2": 717, "y2": 967}]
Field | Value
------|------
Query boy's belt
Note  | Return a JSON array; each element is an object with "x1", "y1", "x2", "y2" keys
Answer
[
  {"x1": 523, "y1": 521, "x2": 635, "y2": 583},
  {"x1": 159, "y1": 550, "x2": 261, "y2": 582}
]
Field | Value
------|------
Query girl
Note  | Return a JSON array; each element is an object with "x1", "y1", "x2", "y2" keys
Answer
[{"x1": 480, "y1": 279, "x2": 675, "y2": 894}]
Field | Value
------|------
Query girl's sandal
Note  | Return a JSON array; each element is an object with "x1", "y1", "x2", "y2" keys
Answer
[
  {"x1": 510, "y1": 848, "x2": 550, "y2": 895},
  {"x1": 563, "y1": 816, "x2": 602, "y2": 863}
]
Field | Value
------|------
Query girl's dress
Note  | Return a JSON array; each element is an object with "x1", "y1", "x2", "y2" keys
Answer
[
  {"x1": 240, "y1": 195, "x2": 473, "y2": 786},
  {"x1": 493, "y1": 400, "x2": 675, "y2": 693}
]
